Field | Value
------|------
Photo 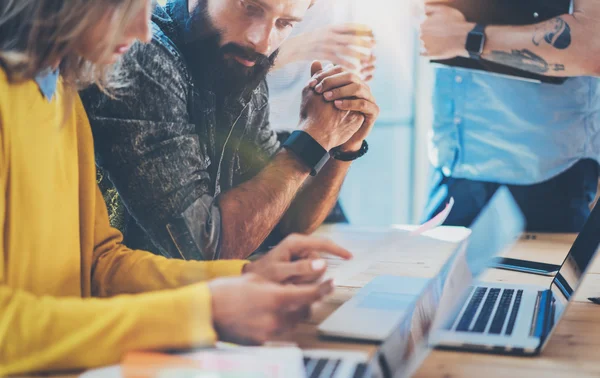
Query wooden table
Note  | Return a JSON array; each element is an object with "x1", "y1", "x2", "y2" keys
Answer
[{"x1": 21, "y1": 226, "x2": 600, "y2": 378}]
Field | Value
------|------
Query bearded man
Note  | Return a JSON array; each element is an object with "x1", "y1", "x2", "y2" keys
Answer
[{"x1": 81, "y1": 0, "x2": 379, "y2": 261}]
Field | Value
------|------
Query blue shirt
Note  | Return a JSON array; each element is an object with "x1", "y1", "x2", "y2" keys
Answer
[
  {"x1": 430, "y1": 67, "x2": 600, "y2": 185},
  {"x1": 34, "y1": 69, "x2": 59, "y2": 101}
]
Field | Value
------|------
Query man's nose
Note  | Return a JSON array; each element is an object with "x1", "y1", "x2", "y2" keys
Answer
[{"x1": 245, "y1": 22, "x2": 274, "y2": 56}]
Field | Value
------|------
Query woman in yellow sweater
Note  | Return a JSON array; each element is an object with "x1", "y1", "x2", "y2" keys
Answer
[{"x1": 0, "y1": 0, "x2": 352, "y2": 375}]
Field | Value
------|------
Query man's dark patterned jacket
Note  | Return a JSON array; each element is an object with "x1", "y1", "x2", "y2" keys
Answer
[{"x1": 81, "y1": 4, "x2": 280, "y2": 261}]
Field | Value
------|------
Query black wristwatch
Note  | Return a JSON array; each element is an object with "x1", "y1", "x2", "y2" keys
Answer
[
  {"x1": 283, "y1": 131, "x2": 329, "y2": 176},
  {"x1": 466, "y1": 24, "x2": 486, "y2": 60},
  {"x1": 330, "y1": 140, "x2": 369, "y2": 161}
]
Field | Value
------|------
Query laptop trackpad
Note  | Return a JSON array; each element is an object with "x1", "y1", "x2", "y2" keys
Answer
[
  {"x1": 358, "y1": 292, "x2": 417, "y2": 310},
  {"x1": 318, "y1": 275, "x2": 429, "y2": 341}
]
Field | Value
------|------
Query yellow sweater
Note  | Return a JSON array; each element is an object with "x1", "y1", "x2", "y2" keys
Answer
[{"x1": 0, "y1": 70, "x2": 247, "y2": 375}]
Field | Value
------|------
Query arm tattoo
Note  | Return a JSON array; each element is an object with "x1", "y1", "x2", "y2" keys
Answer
[
  {"x1": 532, "y1": 17, "x2": 572, "y2": 50},
  {"x1": 489, "y1": 49, "x2": 566, "y2": 74}
]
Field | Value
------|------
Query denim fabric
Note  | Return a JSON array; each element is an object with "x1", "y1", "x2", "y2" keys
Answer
[
  {"x1": 423, "y1": 159, "x2": 599, "y2": 232},
  {"x1": 431, "y1": 67, "x2": 600, "y2": 185}
]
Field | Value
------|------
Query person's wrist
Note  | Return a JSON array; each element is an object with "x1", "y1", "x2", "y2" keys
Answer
[
  {"x1": 299, "y1": 120, "x2": 332, "y2": 151},
  {"x1": 338, "y1": 139, "x2": 363, "y2": 153},
  {"x1": 207, "y1": 281, "x2": 224, "y2": 335},
  {"x1": 242, "y1": 261, "x2": 253, "y2": 274}
]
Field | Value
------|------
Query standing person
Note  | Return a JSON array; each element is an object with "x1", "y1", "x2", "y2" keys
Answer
[
  {"x1": 267, "y1": 0, "x2": 376, "y2": 223},
  {"x1": 0, "y1": 0, "x2": 353, "y2": 374},
  {"x1": 82, "y1": 0, "x2": 380, "y2": 261},
  {"x1": 418, "y1": 1, "x2": 600, "y2": 231}
]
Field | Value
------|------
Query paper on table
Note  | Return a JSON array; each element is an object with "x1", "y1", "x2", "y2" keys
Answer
[
  {"x1": 79, "y1": 346, "x2": 305, "y2": 378},
  {"x1": 80, "y1": 366, "x2": 122, "y2": 378},
  {"x1": 411, "y1": 198, "x2": 454, "y2": 236},
  {"x1": 316, "y1": 228, "x2": 397, "y2": 285},
  {"x1": 316, "y1": 226, "x2": 463, "y2": 286}
]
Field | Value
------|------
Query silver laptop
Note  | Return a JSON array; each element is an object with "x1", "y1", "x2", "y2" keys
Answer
[
  {"x1": 308, "y1": 187, "x2": 525, "y2": 377},
  {"x1": 318, "y1": 187, "x2": 525, "y2": 344},
  {"x1": 431, "y1": 198, "x2": 600, "y2": 356}
]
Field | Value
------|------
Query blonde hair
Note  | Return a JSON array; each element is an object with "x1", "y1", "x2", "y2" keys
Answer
[{"x1": 0, "y1": 0, "x2": 148, "y2": 90}]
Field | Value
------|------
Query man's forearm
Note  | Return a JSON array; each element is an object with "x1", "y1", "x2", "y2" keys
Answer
[
  {"x1": 217, "y1": 150, "x2": 311, "y2": 259},
  {"x1": 279, "y1": 157, "x2": 352, "y2": 235},
  {"x1": 480, "y1": 12, "x2": 600, "y2": 76}
]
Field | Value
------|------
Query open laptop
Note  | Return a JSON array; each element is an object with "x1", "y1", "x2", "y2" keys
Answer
[
  {"x1": 306, "y1": 187, "x2": 525, "y2": 377},
  {"x1": 431, "y1": 196, "x2": 600, "y2": 356},
  {"x1": 432, "y1": 0, "x2": 572, "y2": 84},
  {"x1": 318, "y1": 187, "x2": 524, "y2": 343}
]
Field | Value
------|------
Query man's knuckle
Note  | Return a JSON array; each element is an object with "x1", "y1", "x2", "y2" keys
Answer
[
  {"x1": 355, "y1": 83, "x2": 366, "y2": 95},
  {"x1": 321, "y1": 76, "x2": 333, "y2": 87}
]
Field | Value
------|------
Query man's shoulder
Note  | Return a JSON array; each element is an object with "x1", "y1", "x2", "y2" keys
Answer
[
  {"x1": 80, "y1": 23, "x2": 191, "y2": 123},
  {"x1": 111, "y1": 4, "x2": 190, "y2": 94},
  {"x1": 122, "y1": 23, "x2": 189, "y2": 84}
]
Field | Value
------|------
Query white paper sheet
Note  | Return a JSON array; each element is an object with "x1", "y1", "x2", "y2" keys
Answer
[
  {"x1": 315, "y1": 225, "x2": 468, "y2": 286},
  {"x1": 79, "y1": 346, "x2": 305, "y2": 378}
]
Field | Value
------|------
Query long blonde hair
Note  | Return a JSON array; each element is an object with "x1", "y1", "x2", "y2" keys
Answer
[{"x1": 0, "y1": 0, "x2": 148, "y2": 90}]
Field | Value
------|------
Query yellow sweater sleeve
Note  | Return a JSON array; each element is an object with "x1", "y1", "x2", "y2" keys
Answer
[
  {"x1": 0, "y1": 140, "x2": 218, "y2": 373},
  {"x1": 92, "y1": 185, "x2": 248, "y2": 297},
  {"x1": 0, "y1": 283, "x2": 216, "y2": 375}
]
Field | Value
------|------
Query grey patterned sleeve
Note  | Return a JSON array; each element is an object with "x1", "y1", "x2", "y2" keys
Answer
[
  {"x1": 238, "y1": 82, "x2": 281, "y2": 183},
  {"x1": 81, "y1": 41, "x2": 222, "y2": 261}
]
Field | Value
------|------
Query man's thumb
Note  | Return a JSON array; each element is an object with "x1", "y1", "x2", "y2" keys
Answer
[{"x1": 311, "y1": 60, "x2": 323, "y2": 77}]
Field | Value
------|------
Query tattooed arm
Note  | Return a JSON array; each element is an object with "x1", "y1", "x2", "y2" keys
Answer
[{"x1": 419, "y1": 0, "x2": 600, "y2": 76}]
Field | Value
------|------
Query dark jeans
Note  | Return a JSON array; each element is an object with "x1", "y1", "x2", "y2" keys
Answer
[
  {"x1": 276, "y1": 131, "x2": 348, "y2": 224},
  {"x1": 422, "y1": 159, "x2": 599, "y2": 232}
]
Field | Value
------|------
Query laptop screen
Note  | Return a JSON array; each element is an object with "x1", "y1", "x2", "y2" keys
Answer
[
  {"x1": 549, "y1": 201, "x2": 600, "y2": 323},
  {"x1": 374, "y1": 187, "x2": 525, "y2": 378}
]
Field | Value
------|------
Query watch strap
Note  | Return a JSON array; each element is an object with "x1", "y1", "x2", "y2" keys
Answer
[
  {"x1": 330, "y1": 140, "x2": 369, "y2": 162},
  {"x1": 467, "y1": 23, "x2": 486, "y2": 60},
  {"x1": 282, "y1": 130, "x2": 329, "y2": 176}
]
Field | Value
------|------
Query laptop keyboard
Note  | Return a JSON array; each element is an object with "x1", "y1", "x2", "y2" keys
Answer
[
  {"x1": 453, "y1": 287, "x2": 524, "y2": 336},
  {"x1": 303, "y1": 357, "x2": 368, "y2": 378},
  {"x1": 489, "y1": 290, "x2": 514, "y2": 334},
  {"x1": 455, "y1": 287, "x2": 487, "y2": 331},
  {"x1": 472, "y1": 288, "x2": 501, "y2": 332},
  {"x1": 505, "y1": 290, "x2": 523, "y2": 335}
]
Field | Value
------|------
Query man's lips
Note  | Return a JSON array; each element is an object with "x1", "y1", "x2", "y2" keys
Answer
[{"x1": 231, "y1": 55, "x2": 257, "y2": 67}]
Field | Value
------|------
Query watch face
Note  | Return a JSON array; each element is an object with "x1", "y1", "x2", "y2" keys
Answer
[{"x1": 466, "y1": 32, "x2": 485, "y2": 54}]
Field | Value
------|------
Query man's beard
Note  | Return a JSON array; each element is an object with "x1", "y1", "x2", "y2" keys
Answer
[{"x1": 186, "y1": 0, "x2": 279, "y2": 97}]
